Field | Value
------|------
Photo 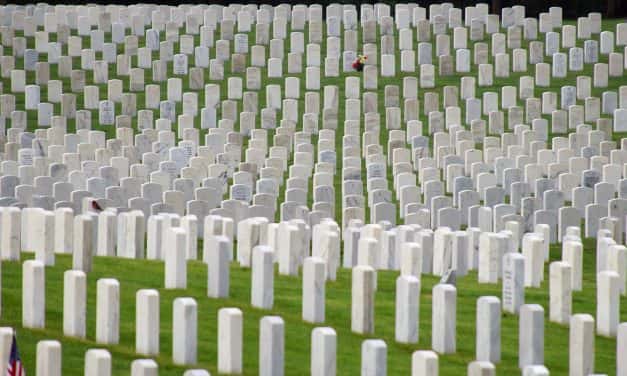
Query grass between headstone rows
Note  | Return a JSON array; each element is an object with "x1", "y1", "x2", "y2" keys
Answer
[{"x1": 1, "y1": 237, "x2": 626, "y2": 375}]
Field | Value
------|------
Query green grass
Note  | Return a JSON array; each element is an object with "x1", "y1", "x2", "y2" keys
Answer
[
  {"x1": 0, "y1": 15, "x2": 626, "y2": 375},
  {"x1": 1, "y1": 237, "x2": 626, "y2": 375}
]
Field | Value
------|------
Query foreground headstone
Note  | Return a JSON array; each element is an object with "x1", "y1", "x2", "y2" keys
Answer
[
  {"x1": 411, "y1": 350, "x2": 438, "y2": 376},
  {"x1": 351, "y1": 265, "x2": 375, "y2": 334},
  {"x1": 165, "y1": 227, "x2": 187, "y2": 289},
  {"x1": 173, "y1": 297, "x2": 197, "y2": 365},
  {"x1": 303, "y1": 257, "x2": 326, "y2": 323},
  {"x1": 597, "y1": 271, "x2": 620, "y2": 337},
  {"x1": 519, "y1": 304, "x2": 544, "y2": 369},
  {"x1": 182, "y1": 371, "x2": 209, "y2": 376},
  {"x1": 395, "y1": 275, "x2": 420, "y2": 344},
  {"x1": 569, "y1": 314, "x2": 595, "y2": 376},
  {"x1": 63, "y1": 270, "x2": 86, "y2": 338},
  {"x1": 0, "y1": 328, "x2": 12, "y2": 372},
  {"x1": 252, "y1": 245, "x2": 274, "y2": 309},
  {"x1": 207, "y1": 235, "x2": 230, "y2": 298},
  {"x1": 260, "y1": 316, "x2": 284, "y2": 376},
  {"x1": 136, "y1": 289, "x2": 159, "y2": 356},
  {"x1": 476, "y1": 296, "x2": 501, "y2": 363},
  {"x1": 36, "y1": 340, "x2": 61, "y2": 376},
  {"x1": 96, "y1": 278, "x2": 119, "y2": 345},
  {"x1": 361, "y1": 339, "x2": 387, "y2": 376},
  {"x1": 311, "y1": 327, "x2": 336, "y2": 376},
  {"x1": 522, "y1": 365, "x2": 549, "y2": 376},
  {"x1": 432, "y1": 284, "x2": 456, "y2": 354},
  {"x1": 23, "y1": 260, "x2": 45, "y2": 328},
  {"x1": 468, "y1": 361, "x2": 496, "y2": 376},
  {"x1": 84, "y1": 349, "x2": 112, "y2": 376},
  {"x1": 131, "y1": 359, "x2": 158, "y2": 376},
  {"x1": 618, "y1": 323, "x2": 627, "y2": 375},
  {"x1": 218, "y1": 308, "x2": 243, "y2": 374}
]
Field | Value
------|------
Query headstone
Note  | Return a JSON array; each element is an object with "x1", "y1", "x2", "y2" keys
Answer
[
  {"x1": 36, "y1": 340, "x2": 61, "y2": 376},
  {"x1": 63, "y1": 270, "x2": 86, "y2": 338},
  {"x1": 549, "y1": 261, "x2": 572, "y2": 324},
  {"x1": 96, "y1": 278, "x2": 119, "y2": 345},
  {"x1": 165, "y1": 228, "x2": 187, "y2": 289},
  {"x1": 519, "y1": 304, "x2": 544, "y2": 369},
  {"x1": 218, "y1": 307, "x2": 243, "y2": 374},
  {"x1": 84, "y1": 349, "x2": 111, "y2": 376},
  {"x1": 476, "y1": 296, "x2": 501, "y2": 363},
  {"x1": 597, "y1": 271, "x2": 620, "y2": 337},
  {"x1": 352, "y1": 265, "x2": 375, "y2": 334},
  {"x1": 136, "y1": 289, "x2": 159, "y2": 356},
  {"x1": 395, "y1": 275, "x2": 420, "y2": 344},
  {"x1": 259, "y1": 316, "x2": 284, "y2": 376},
  {"x1": 311, "y1": 327, "x2": 336, "y2": 376},
  {"x1": 361, "y1": 339, "x2": 387, "y2": 376},
  {"x1": 252, "y1": 246, "x2": 274, "y2": 309},
  {"x1": 303, "y1": 257, "x2": 326, "y2": 323},
  {"x1": 22, "y1": 260, "x2": 45, "y2": 328},
  {"x1": 411, "y1": 350, "x2": 438, "y2": 375},
  {"x1": 432, "y1": 284, "x2": 456, "y2": 354},
  {"x1": 173, "y1": 297, "x2": 197, "y2": 365},
  {"x1": 569, "y1": 314, "x2": 595, "y2": 376}
]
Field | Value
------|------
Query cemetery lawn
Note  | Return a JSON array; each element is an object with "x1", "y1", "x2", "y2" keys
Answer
[
  {"x1": 1, "y1": 237, "x2": 626, "y2": 375},
  {"x1": 1, "y1": 14, "x2": 627, "y2": 376}
]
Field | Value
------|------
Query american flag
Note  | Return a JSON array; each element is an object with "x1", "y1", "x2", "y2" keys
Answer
[{"x1": 7, "y1": 333, "x2": 24, "y2": 376}]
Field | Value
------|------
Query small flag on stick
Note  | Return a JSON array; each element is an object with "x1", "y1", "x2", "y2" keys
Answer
[{"x1": 7, "y1": 333, "x2": 25, "y2": 376}]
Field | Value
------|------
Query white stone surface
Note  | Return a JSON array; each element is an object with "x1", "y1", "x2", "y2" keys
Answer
[
  {"x1": 22, "y1": 260, "x2": 45, "y2": 329},
  {"x1": 96, "y1": 278, "x2": 119, "y2": 345},
  {"x1": 173, "y1": 297, "x2": 197, "y2": 365},
  {"x1": 218, "y1": 307, "x2": 243, "y2": 374}
]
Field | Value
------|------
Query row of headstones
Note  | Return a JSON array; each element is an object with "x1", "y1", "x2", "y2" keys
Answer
[
  {"x1": 4, "y1": 18, "x2": 624, "y2": 67},
  {"x1": 3, "y1": 119, "x2": 623, "y2": 217},
  {"x1": 3, "y1": 177, "x2": 621, "y2": 254},
  {"x1": 4, "y1": 191, "x2": 617, "y2": 278},
  {"x1": 3, "y1": 27, "x2": 623, "y2": 101},
  {"x1": 4, "y1": 55, "x2": 627, "y2": 111},
  {"x1": 3, "y1": 43, "x2": 626, "y2": 122},
  {"x1": 5, "y1": 56, "x2": 627, "y2": 110},
  {"x1": 347, "y1": 138, "x2": 627, "y2": 229},
  {"x1": 3, "y1": 26, "x2": 626, "y2": 81},
  {"x1": 0, "y1": 331, "x2": 212, "y2": 376},
  {"x1": 0, "y1": 9, "x2": 615, "y2": 68},
  {"x1": 0, "y1": 206, "x2": 230, "y2": 263},
  {"x1": 10, "y1": 202, "x2": 625, "y2": 336},
  {"x1": 1, "y1": 3, "x2": 619, "y2": 40},
  {"x1": 8, "y1": 324, "x2": 608, "y2": 376},
  {"x1": 4, "y1": 83, "x2": 627, "y2": 154},
  {"x1": 4, "y1": 84, "x2": 350, "y2": 217},
  {"x1": 0, "y1": 120, "x2": 292, "y2": 206},
  {"x1": 0, "y1": 133, "x2": 624, "y2": 233},
  {"x1": 9, "y1": 82, "x2": 627, "y2": 145},
  {"x1": 3, "y1": 85, "x2": 627, "y2": 156},
  {"x1": 4, "y1": 5, "x2": 624, "y2": 89},
  {"x1": 0, "y1": 3, "x2": 531, "y2": 34},
  {"x1": 7, "y1": 80, "x2": 625, "y2": 164},
  {"x1": 341, "y1": 221, "x2": 625, "y2": 309},
  {"x1": 14, "y1": 255, "x2": 626, "y2": 375}
]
